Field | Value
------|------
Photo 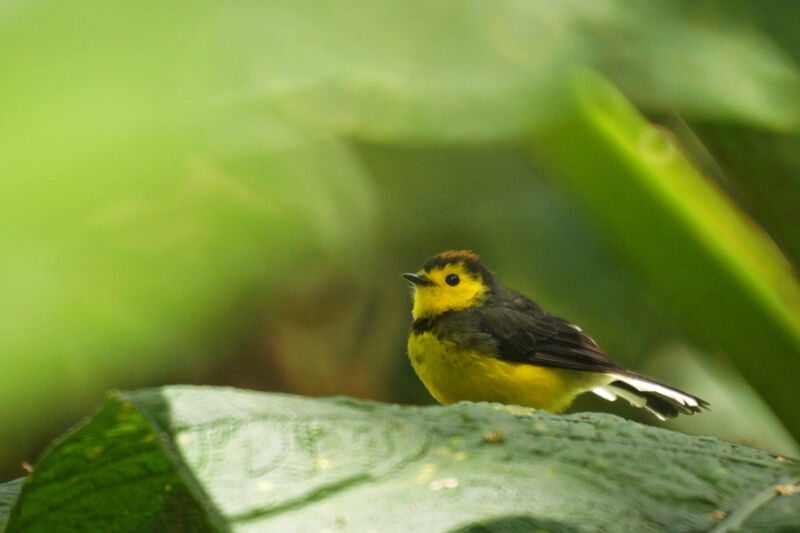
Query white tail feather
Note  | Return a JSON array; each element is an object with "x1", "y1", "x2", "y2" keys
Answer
[
  {"x1": 608, "y1": 373, "x2": 700, "y2": 408},
  {"x1": 605, "y1": 384, "x2": 667, "y2": 421},
  {"x1": 591, "y1": 387, "x2": 617, "y2": 402}
]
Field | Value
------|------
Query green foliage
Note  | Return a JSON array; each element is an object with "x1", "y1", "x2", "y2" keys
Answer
[
  {"x1": 3, "y1": 0, "x2": 800, "y2": 480},
  {"x1": 3, "y1": 387, "x2": 800, "y2": 532},
  {"x1": 530, "y1": 71, "x2": 800, "y2": 438}
]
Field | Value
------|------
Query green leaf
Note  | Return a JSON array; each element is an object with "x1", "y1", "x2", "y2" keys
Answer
[
  {"x1": 5, "y1": 387, "x2": 800, "y2": 532},
  {"x1": 0, "y1": 479, "x2": 23, "y2": 532},
  {"x1": 529, "y1": 70, "x2": 800, "y2": 441},
  {"x1": 4, "y1": 395, "x2": 222, "y2": 532}
]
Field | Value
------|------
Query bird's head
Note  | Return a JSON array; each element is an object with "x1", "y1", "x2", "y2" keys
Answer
[{"x1": 403, "y1": 250, "x2": 494, "y2": 319}]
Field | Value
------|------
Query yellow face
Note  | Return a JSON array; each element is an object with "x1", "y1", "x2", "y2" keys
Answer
[{"x1": 409, "y1": 261, "x2": 489, "y2": 319}]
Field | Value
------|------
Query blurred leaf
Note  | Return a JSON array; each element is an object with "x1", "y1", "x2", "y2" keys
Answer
[
  {"x1": 0, "y1": 479, "x2": 23, "y2": 532},
  {"x1": 216, "y1": 0, "x2": 575, "y2": 143},
  {"x1": 676, "y1": 1, "x2": 800, "y2": 66},
  {"x1": 5, "y1": 387, "x2": 800, "y2": 532},
  {"x1": 0, "y1": 112, "x2": 376, "y2": 439},
  {"x1": 220, "y1": 1, "x2": 800, "y2": 141},
  {"x1": 592, "y1": 3, "x2": 800, "y2": 130},
  {"x1": 530, "y1": 70, "x2": 800, "y2": 439},
  {"x1": 692, "y1": 125, "x2": 800, "y2": 267},
  {"x1": 0, "y1": 4, "x2": 379, "y2": 450}
]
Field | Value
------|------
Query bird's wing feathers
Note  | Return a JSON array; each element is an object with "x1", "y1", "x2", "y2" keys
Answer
[{"x1": 473, "y1": 290, "x2": 620, "y2": 374}]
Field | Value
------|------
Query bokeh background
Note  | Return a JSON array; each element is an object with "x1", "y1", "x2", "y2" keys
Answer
[{"x1": 3, "y1": 1, "x2": 800, "y2": 480}]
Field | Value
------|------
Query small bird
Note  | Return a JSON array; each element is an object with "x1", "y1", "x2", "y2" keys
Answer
[{"x1": 403, "y1": 250, "x2": 709, "y2": 419}]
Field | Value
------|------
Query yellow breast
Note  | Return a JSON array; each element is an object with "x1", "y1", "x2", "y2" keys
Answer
[{"x1": 408, "y1": 331, "x2": 605, "y2": 413}]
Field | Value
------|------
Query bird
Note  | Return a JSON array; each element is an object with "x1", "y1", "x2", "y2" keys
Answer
[{"x1": 403, "y1": 250, "x2": 709, "y2": 420}]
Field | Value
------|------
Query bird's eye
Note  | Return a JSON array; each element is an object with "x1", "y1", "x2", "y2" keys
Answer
[{"x1": 445, "y1": 273, "x2": 460, "y2": 286}]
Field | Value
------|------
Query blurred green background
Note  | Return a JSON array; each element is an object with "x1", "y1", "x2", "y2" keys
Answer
[{"x1": 3, "y1": 1, "x2": 800, "y2": 480}]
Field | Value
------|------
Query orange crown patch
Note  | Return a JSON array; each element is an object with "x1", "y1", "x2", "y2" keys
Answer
[{"x1": 436, "y1": 250, "x2": 480, "y2": 262}]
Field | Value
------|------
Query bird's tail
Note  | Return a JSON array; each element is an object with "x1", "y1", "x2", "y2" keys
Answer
[{"x1": 591, "y1": 371, "x2": 709, "y2": 420}]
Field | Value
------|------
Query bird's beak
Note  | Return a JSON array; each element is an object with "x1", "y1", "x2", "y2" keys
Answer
[{"x1": 402, "y1": 273, "x2": 434, "y2": 286}]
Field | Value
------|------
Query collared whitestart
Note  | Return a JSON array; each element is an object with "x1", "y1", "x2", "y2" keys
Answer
[{"x1": 404, "y1": 250, "x2": 709, "y2": 419}]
